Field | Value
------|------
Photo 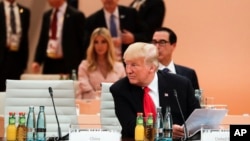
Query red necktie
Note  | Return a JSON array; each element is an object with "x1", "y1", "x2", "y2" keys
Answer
[
  {"x1": 143, "y1": 87, "x2": 156, "y2": 119},
  {"x1": 50, "y1": 9, "x2": 58, "y2": 39}
]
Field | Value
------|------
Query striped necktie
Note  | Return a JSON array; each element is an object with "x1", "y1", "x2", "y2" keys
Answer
[{"x1": 10, "y1": 3, "x2": 16, "y2": 34}]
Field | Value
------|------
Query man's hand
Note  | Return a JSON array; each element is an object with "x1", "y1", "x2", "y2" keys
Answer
[
  {"x1": 173, "y1": 124, "x2": 185, "y2": 139},
  {"x1": 31, "y1": 62, "x2": 41, "y2": 74},
  {"x1": 121, "y1": 29, "x2": 134, "y2": 44}
]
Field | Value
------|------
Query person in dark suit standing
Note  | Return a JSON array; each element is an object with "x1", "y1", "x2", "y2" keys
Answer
[
  {"x1": 32, "y1": 0, "x2": 86, "y2": 74},
  {"x1": 67, "y1": 0, "x2": 78, "y2": 9},
  {"x1": 152, "y1": 27, "x2": 200, "y2": 89},
  {"x1": 85, "y1": 0, "x2": 150, "y2": 61},
  {"x1": 110, "y1": 42, "x2": 200, "y2": 139},
  {"x1": 130, "y1": 0, "x2": 165, "y2": 39},
  {"x1": 0, "y1": 0, "x2": 30, "y2": 91}
]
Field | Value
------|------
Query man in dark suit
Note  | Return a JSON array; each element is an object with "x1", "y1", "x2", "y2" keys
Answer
[
  {"x1": 67, "y1": 0, "x2": 78, "y2": 9},
  {"x1": 110, "y1": 42, "x2": 200, "y2": 139},
  {"x1": 85, "y1": 0, "x2": 150, "y2": 61},
  {"x1": 32, "y1": 0, "x2": 86, "y2": 74},
  {"x1": 152, "y1": 27, "x2": 200, "y2": 89},
  {"x1": 0, "y1": 0, "x2": 30, "y2": 91},
  {"x1": 130, "y1": 0, "x2": 165, "y2": 39}
]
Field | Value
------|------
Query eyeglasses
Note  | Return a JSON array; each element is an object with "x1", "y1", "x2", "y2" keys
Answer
[{"x1": 151, "y1": 40, "x2": 170, "y2": 47}]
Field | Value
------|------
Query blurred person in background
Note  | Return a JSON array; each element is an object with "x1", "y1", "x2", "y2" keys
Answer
[
  {"x1": 85, "y1": 0, "x2": 150, "y2": 61},
  {"x1": 0, "y1": 0, "x2": 30, "y2": 91},
  {"x1": 152, "y1": 27, "x2": 200, "y2": 89},
  {"x1": 32, "y1": 0, "x2": 86, "y2": 75},
  {"x1": 77, "y1": 27, "x2": 126, "y2": 99},
  {"x1": 130, "y1": 0, "x2": 165, "y2": 39},
  {"x1": 67, "y1": 0, "x2": 78, "y2": 9}
]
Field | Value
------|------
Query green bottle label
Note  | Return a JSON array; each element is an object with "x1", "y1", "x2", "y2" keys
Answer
[
  {"x1": 9, "y1": 117, "x2": 15, "y2": 124},
  {"x1": 138, "y1": 119, "x2": 143, "y2": 124},
  {"x1": 20, "y1": 117, "x2": 26, "y2": 124},
  {"x1": 147, "y1": 118, "x2": 153, "y2": 125}
]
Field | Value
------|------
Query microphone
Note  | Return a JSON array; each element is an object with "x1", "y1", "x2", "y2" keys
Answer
[
  {"x1": 173, "y1": 89, "x2": 188, "y2": 141},
  {"x1": 48, "y1": 87, "x2": 62, "y2": 140}
]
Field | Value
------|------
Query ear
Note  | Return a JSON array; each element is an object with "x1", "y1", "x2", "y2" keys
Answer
[
  {"x1": 172, "y1": 43, "x2": 177, "y2": 49},
  {"x1": 149, "y1": 65, "x2": 156, "y2": 72}
]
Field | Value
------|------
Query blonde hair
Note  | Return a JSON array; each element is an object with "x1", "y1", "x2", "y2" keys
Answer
[
  {"x1": 86, "y1": 27, "x2": 116, "y2": 72},
  {"x1": 124, "y1": 42, "x2": 159, "y2": 68}
]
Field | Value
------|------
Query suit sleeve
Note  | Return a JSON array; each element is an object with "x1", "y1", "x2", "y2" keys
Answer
[
  {"x1": 74, "y1": 11, "x2": 86, "y2": 59},
  {"x1": 19, "y1": 7, "x2": 30, "y2": 70},
  {"x1": 186, "y1": 79, "x2": 201, "y2": 118},
  {"x1": 131, "y1": 9, "x2": 151, "y2": 42},
  {"x1": 34, "y1": 13, "x2": 50, "y2": 64},
  {"x1": 110, "y1": 83, "x2": 138, "y2": 138},
  {"x1": 190, "y1": 70, "x2": 200, "y2": 89},
  {"x1": 143, "y1": 0, "x2": 165, "y2": 34}
]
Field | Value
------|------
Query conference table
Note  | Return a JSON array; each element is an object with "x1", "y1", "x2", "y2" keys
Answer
[
  {"x1": 1, "y1": 114, "x2": 250, "y2": 141},
  {"x1": 0, "y1": 138, "x2": 135, "y2": 141},
  {"x1": 0, "y1": 138, "x2": 134, "y2": 141},
  {"x1": 0, "y1": 137, "x2": 193, "y2": 141}
]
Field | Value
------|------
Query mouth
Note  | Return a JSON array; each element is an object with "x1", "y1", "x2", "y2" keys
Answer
[{"x1": 127, "y1": 75, "x2": 135, "y2": 80}]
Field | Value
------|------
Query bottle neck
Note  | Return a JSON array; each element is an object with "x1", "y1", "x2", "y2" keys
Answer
[
  {"x1": 29, "y1": 108, "x2": 34, "y2": 112},
  {"x1": 166, "y1": 106, "x2": 171, "y2": 113},
  {"x1": 39, "y1": 106, "x2": 44, "y2": 112}
]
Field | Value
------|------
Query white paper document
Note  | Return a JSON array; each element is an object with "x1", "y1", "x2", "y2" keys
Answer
[{"x1": 185, "y1": 108, "x2": 228, "y2": 137}]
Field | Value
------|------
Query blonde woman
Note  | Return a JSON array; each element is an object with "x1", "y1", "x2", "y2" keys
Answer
[{"x1": 77, "y1": 27, "x2": 126, "y2": 99}]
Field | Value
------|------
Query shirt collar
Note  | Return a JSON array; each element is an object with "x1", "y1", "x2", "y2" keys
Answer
[
  {"x1": 103, "y1": 6, "x2": 119, "y2": 19},
  {"x1": 146, "y1": 72, "x2": 158, "y2": 94},
  {"x1": 4, "y1": 0, "x2": 17, "y2": 8},
  {"x1": 158, "y1": 60, "x2": 176, "y2": 74},
  {"x1": 54, "y1": 1, "x2": 67, "y2": 14}
]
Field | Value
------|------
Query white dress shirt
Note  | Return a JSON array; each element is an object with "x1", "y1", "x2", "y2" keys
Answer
[
  {"x1": 158, "y1": 60, "x2": 177, "y2": 74},
  {"x1": 145, "y1": 72, "x2": 160, "y2": 108},
  {"x1": 47, "y1": 2, "x2": 67, "y2": 58},
  {"x1": 103, "y1": 8, "x2": 123, "y2": 61},
  {"x1": 103, "y1": 7, "x2": 121, "y2": 36},
  {"x1": 4, "y1": 0, "x2": 21, "y2": 45}
]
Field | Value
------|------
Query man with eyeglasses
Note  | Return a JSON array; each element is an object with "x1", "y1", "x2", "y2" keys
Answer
[{"x1": 152, "y1": 27, "x2": 200, "y2": 90}]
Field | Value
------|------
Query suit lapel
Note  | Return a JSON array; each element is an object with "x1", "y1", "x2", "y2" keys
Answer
[
  {"x1": 99, "y1": 10, "x2": 108, "y2": 27},
  {"x1": 62, "y1": 6, "x2": 70, "y2": 33},
  {"x1": 130, "y1": 84, "x2": 144, "y2": 112},
  {"x1": 17, "y1": 4, "x2": 25, "y2": 29},
  {"x1": 118, "y1": 6, "x2": 126, "y2": 31},
  {"x1": 174, "y1": 64, "x2": 183, "y2": 75},
  {"x1": 131, "y1": 84, "x2": 144, "y2": 100},
  {"x1": 157, "y1": 72, "x2": 174, "y2": 109},
  {"x1": 43, "y1": 10, "x2": 52, "y2": 38},
  {"x1": 0, "y1": 2, "x2": 6, "y2": 31}
]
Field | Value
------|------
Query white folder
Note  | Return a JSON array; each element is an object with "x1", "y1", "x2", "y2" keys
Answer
[{"x1": 185, "y1": 108, "x2": 228, "y2": 137}]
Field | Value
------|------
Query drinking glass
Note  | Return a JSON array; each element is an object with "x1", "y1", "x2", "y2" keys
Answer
[
  {"x1": 75, "y1": 104, "x2": 80, "y2": 115},
  {"x1": 205, "y1": 97, "x2": 214, "y2": 109}
]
